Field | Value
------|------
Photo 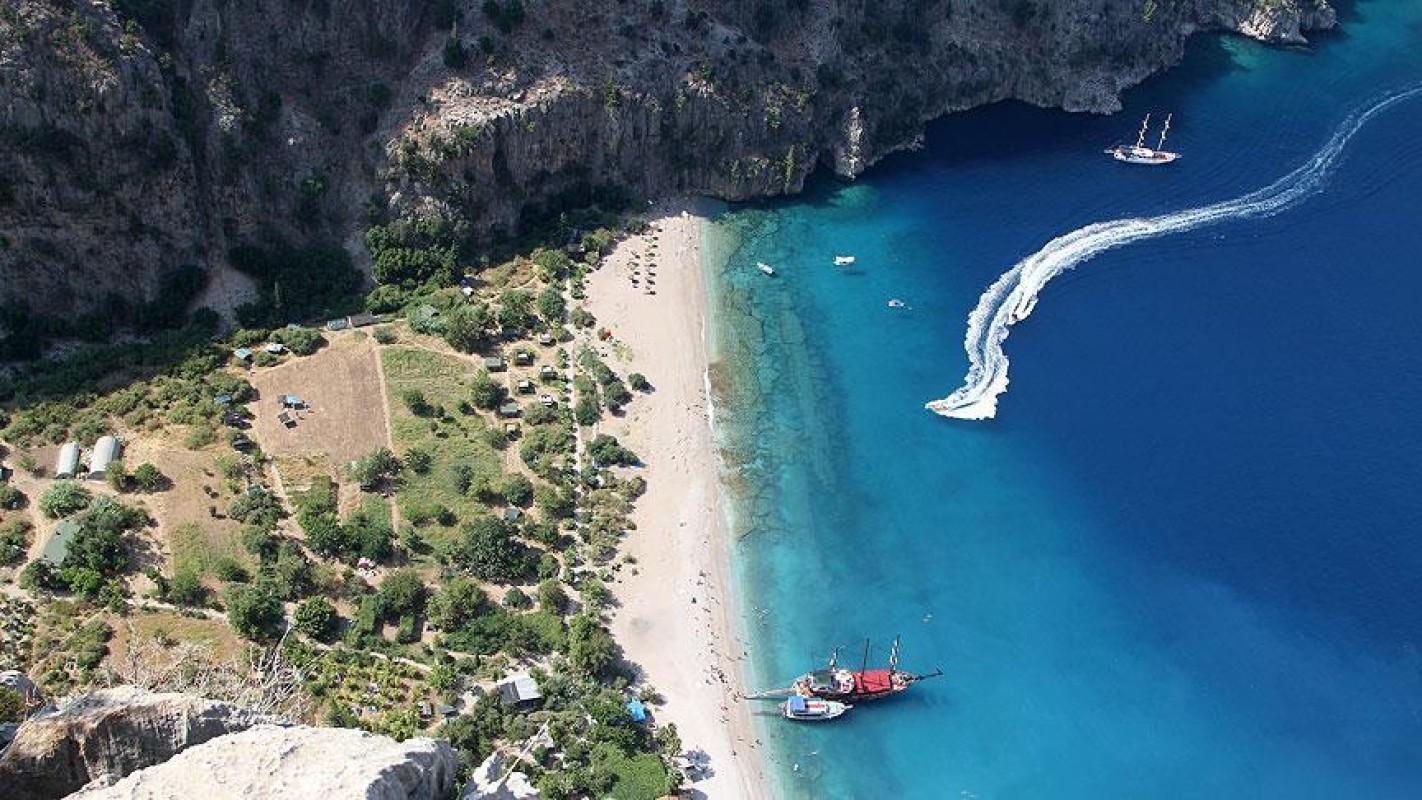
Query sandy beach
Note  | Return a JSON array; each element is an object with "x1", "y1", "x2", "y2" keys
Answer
[{"x1": 584, "y1": 199, "x2": 768, "y2": 798}]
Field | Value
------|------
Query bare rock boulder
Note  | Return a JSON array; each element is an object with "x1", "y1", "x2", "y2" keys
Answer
[
  {"x1": 73, "y1": 724, "x2": 457, "y2": 800},
  {"x1": 0, "y1": 687, "x2": 281, "y2": 800}
]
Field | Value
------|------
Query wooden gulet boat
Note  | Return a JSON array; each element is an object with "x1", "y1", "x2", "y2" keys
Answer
[{"x1": 746, "y1": 636, "x2": 943, "y2": 704}]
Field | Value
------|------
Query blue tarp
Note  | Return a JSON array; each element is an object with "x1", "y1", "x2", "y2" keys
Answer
[
  {"x1": 788, "y1": 695, "x2": 807, "y2": 713},
  {"x1": 625, "y1": 699, "x2": 647, "y2": 723}
]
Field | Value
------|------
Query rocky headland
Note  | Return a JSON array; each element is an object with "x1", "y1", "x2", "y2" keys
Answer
[{"x1": 0, "y1": 0, "x2": 1336, "y2": 319}]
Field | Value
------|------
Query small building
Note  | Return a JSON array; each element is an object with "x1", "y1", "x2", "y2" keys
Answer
[
  {"x1": 516, "y1": 380, "x2": 534, "y2": 394},
  {"x1": 498, "y1": 402, "x2": 522, "y2": 419},
  {"x1": 55, "y1": 442, "x2": 81, "y2": 479},
  {"x1": 263, "y1": 343, "x2": 286, "y2": 355},
  {"x1": 497, "y1": 672, "x2": 542, "y2": 709},
  {"x1": 88, "y1": 435, "x2": 122, "y2": 479},
  {"x1": 502, "y1": 507, "x2": 523, "y2": 523},
  {"x1": 231, "y1": 435, "x2": 255, "y2": 452},
  {"x1": 232, "y1": 348, "x2": 254, "y2": 363},
  {"x1": 280, "y1": 395, "x2": 305, "y2": 409},
  {"x1": 41, "y1": 520, "x2": 79, "y2": 565},
  {"x1": 513, "y1": 350, "x2": 534, "y2": 366},
  {"x1": 325, "y1": 318, "x2": 350, "y2": 331},
  {"x1": 537, "y1": 333, "x2": 555, "y2": 346},
  {"x1": 348, "y1": 312, "x2": 381, "y2": 328},
  {"x1": 483, "y1": 356, "x2": 506, "y2": 372},
  {"x1": 539, "y1": 365, "x2": 558, "y2": 380},
  {"x1": 539, "y1": 394, "x2": 556, "y2": 408},
  {"x1": 502, "y1": 422, "x2": 521, "y2": 437}
]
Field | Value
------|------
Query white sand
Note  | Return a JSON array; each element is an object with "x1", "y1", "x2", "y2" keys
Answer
[{"x1": 585, "y1": 199, "x2": 768, "y2": 798}]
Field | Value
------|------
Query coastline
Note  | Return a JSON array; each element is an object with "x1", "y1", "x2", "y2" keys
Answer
[{"x1": 585, "y1": 198, "x2": 769, "y2": 798}]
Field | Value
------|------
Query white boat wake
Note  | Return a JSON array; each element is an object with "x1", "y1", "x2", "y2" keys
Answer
[{"x1": 928, "y1": 85, "x2": 1422, "y2": 421}]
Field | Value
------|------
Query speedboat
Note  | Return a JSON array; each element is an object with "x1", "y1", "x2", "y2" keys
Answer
[
  {"x1": 781, "y1": 694, "x2": 851, "y2": 721},
  {"x1": 833, "y1": 255, "x2": 856, "y2": 266},
  {"x1": 887, "y1": 299, "x2": 907, "y2": 309},
  {"x1": 757, "y1": 262, "x2": 775, "y2": 276}
]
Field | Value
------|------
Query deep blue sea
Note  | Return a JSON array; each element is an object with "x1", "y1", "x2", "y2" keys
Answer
[{"x1": 707, "y1": 2, "x2": 1422, "y2": 797}]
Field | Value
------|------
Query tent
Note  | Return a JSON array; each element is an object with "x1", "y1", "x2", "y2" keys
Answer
[{"x1": 625, "y1": 698, "x2": 647, "y2": 723}]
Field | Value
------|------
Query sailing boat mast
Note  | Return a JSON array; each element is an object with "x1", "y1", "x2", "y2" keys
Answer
[
  {"x1": 859, "y1": 639, "x2": 871, "y2": 675},
  {"x1": 1157, "y1": 113, "x2": 1172, "y2": 151},
  {"x1": 888, "y1": 636, "x2": 902, "y2": 675},
  {"x1": 828, "y1": 647, "x2": 840, "y2": 669},
  {"x1": 1135, "y1": 113, "x2": 1151, "y2": 148}
]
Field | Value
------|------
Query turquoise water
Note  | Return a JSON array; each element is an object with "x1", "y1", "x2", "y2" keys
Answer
[{"x1": 708, "y1": 3, "x2": 1422, "y2": 797}]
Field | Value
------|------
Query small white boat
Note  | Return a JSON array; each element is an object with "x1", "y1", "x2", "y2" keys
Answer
[
  {"x1": 887, "y1": 299, "x2": 907, "y2": 309},
  {"x1": 833, "y1": 255, "x2": 856, "y2": 266},
  {"x1": 757, "y1": 262, "x2": 776, "y2": 276},
  {"x1": 782, "y1": 694, "x2": 851, "y2": 722}
]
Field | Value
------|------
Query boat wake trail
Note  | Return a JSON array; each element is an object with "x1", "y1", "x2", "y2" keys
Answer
[{"x1": 928, "y1": 85, "x2": 1422, "y2": 421}]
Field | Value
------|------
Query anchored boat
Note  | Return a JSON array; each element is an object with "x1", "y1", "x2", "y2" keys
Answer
[
  {"x1": 1106, "y1": 113, "x2": 1180, "y2": 165},
  {"x1": 747, "y1": 636, "x2": 942, "y2": 704},
  {"x1": 757, "y1": 261, "x2": 776, "y2": 275},
  {"x1": 781, "y1": 694, "x2": 851, "y2": 722}
]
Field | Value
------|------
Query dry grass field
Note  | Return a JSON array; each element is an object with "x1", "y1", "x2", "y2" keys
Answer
[{"x1": 247, "y1": 334, "x2": 391, "y2": 486}]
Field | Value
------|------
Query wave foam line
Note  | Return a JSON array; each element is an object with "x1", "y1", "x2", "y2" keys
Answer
[{"x1": 928, "y1": 85, "x2": 1422, "y2": 421}]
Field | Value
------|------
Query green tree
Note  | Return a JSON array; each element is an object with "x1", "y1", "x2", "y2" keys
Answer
[
  {"x1": 449, "y1": 516, "x2": 533, "y2": 583},
  {"x1": 271, "y1": 326, "x2": 327, "y2": 355},
  {"x1": 378, "y1": 568, "x2": 427, "y2": 620},
  {"x1": 39, "y1": 481, "x2": 92, "y2": 519},
  {"x1": 501, "y1": 474, "x2": 534, "y2": 507},
  {"x1": 427, "y1": 576, "x2": 488, "y2": 631},
  {"x1": 105, "y1": 460, "x2": 129, "y2": 491},
  {"x1": 348, "y1": 447, "x2": 401, "y2": 491},
  {"x1": 226, "y1": 583, "x2": 284, "y2": 640},
  {"x1": 293, "y1": 596, "x2": 339, "y2": 641},
  {"x1": 628, "y1": 373, "x2": 651, "y2": 391},
  {"x1": 0, "y1": 484, "x2": 25, "y2": 510},
  {"x1": 228, "y1": 489, "x2": 284, "y2": 529},
  {"x1": 442, "y1": 303, "x2": 492, "y2": 352},
  {"x1": 536, "y1": 286, "x2": 566, "y2": 322},
  {"x1": 574, "y1": 395, "x2": 600, "y2": 426},
  {"x1": 470, "y1": 371, "x2": 505, "y2": 410},
  {"x1": 568, "y1": 613, "x2": 618, "y2": 677}
]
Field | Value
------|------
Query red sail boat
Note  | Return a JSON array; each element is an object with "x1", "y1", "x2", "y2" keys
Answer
[{"x1": 746, "y1": 636, "x2": 942, "y2": 704}]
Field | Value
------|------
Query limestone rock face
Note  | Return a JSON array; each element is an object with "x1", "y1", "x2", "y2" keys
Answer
[
  {"x1": 72, "y1": 723, "x2": 457, "y2": 800},
  {"x1": 0, "y1": 686, "x2": 281, "y2": 799},
  {"x1": 1, "y1": 0, "x2": 1337, "y2": 318}
]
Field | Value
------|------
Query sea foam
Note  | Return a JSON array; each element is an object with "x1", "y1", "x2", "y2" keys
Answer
[{"x1": 929, "y1": 85, "x2": 1422, "y2": 420}]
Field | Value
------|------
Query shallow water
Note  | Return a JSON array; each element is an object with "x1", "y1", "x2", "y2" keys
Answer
[{"x1": 708, "y1": 3, "x2": 1422, "y2": 797}]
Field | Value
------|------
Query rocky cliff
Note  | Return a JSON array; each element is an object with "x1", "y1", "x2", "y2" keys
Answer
[
  {"x1": 72, "y1": 723, "x2": 456, "y2": 800},
  {"x1": 0, "y1": 685, "x2": 282, "y2": 799},
  {"x1": 0, "y1": 0, "x2": 1336, "y2": 318},
  {"x1": 0, "y1": 687, "x2": 455, "y2": 800}
]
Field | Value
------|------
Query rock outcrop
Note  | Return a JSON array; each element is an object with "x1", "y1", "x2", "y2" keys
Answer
[
  {"x1": 0, "y1": 686, "x2": 281, "y2": 799},
  {"x1": 72, "y1": 723, "x2": 457, "y2": 800},
  {"x1": 0, "y1": 0, "x2": 1337, "y2": 318}
]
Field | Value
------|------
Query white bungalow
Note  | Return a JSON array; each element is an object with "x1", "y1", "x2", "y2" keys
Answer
[
  {"x1": 55, "y1": 442, "x2": 80, "y2": 479},
  {"x1": 88, "y1": 435, "x2": 122, "y2": 480}
]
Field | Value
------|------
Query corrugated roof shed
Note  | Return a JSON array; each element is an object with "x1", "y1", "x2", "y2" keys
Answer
[{"x1": 55, "y1": 443, "x2": 81, "y2": 479}]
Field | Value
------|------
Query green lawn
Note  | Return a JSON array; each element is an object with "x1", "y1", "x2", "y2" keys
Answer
[
  {"x1": 380, "y1": 348, "x2": 503, "y2": 549},
  {"x1": 171, "y1": 521, "x2": 256, "y2": 583}
]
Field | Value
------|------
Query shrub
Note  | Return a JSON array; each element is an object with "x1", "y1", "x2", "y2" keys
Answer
[
  {"x1": 587, "y1": 434, "x2": 638, "y2": 467},
  {"x1": 0, "y1": 484, "x2": 25, "y2": 510},
  {"x1": 574, "y1": 396, "x2": 600, "y2": 426},
  {"x1": 0, "y1": 519, "x2": 32, "y2": 565},
  {"x1": 372, "y1": 326, "x2": 398, "y2": 345},
  {"x1": 603, "y1": 380, "x2": 632, "y2": 412},
  {"x1": 536, "y1": 579, "x2": 567, "y2": 614},
  {"x1": 628, "y1": 373, "x2": 650, "y2": 391},
  {"x1": 568, "y1": 613, "x2": 618, "y2": 677},
  {"x1": 571, "y1": 307, "x2": 595, "y2": 328},
  {"x1": 405, "y1": 447, "x2": 433, "y2": 474},
  {"x1": 502, "y1": 586, "x2": 531, "y2": 609},
  {"x1": 39, "y1": 481, "x2": 92, "y2": 519},
  {"x1": 131, "y1": 462, "x2": 165, "y2": 492},
  {"x1": 105, "y1": 460, "x2": 128, "y2": 491},
  {"x1": 270, "y1": 326, "x2": 327, "y2": 356},
  {"x1": 402, "y1": 389, "x2": 433, "y2": 416},
  {"x1": 167, "y1": 568, "x2": 207, "y2": 607},
  {"x1": 228, "y1": 488, "x2": 284, "y2": 530}
]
